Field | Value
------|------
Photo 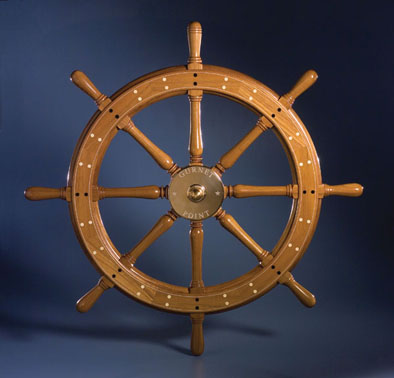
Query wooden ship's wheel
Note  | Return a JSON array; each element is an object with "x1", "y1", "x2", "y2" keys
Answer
[{"x1": 25, "y1": 22, "x2": 363, "y2": 355}]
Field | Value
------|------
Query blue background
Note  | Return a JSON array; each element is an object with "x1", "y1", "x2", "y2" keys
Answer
[{"x1": 1, "y1": 1, "x2": 393, "y2": 377}]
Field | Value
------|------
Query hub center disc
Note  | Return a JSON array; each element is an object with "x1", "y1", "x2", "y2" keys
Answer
[
  {"x1": 187, "y1": 184, "x2": 206, "y2": 203},
  {"x1": 168, "y1": 166, "x2": 224, "y2": 220}
]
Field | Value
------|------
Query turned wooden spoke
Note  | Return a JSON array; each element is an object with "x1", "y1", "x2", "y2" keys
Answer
[
  {"x1": 189, "y1": 221, "x2": 204, "y2": 292},
  {"x1": 70, "y1": 70, "x2": 111, "y2": 110},
  {"x1": 226, "y1": 184, "x2": 298, "y2": 199},
  {"x1": 24, "y1": 186, "x2": 71, "y2": 201},
  {"x1": 119, "y1": 119, "x2": 180, "y2": 175},
  {"x1": 215, "y1": 209, "x2": 272, "y2": 265},
  {"x1": 279, "y1": 70, "x2": 318, "y2": 109},
  {"x1": 188, "y1": 90, "x2": 203, "y2": 165},
  {"x1": 318, "y1": 183, "x2": 363, "y2": 198},
  {"x1": 76, "y1": 276, "x2": 114, "y2": 313},
  {"x1": 120, "y1": 210, "x2": 177, "y2": 267},
  {"x1": 214, "y1": 117, "x2": 272, "y2": 175},
  {"x1": 92, "y1": 185, "x2": 167, "y2": 201},
  {"x1": 279, "y1": 272, "x2": 316, "y2": 308}
]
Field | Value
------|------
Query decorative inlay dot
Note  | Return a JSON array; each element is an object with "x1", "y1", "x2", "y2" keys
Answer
[
  {"x1": 137, "y1": 292, "x2": 141, "y2": 296},
  {"x1": 98, "y1": 138, "x2": 102, "y2": 142},
  {"x1": 224, "y1": 77, "x2": 229, "y2": 81},
  {"x1": 167, "y1": 295, "x2": 172, "y2": 299},
  {"x1": 141, "y1": 285, "x2": 145, "y2": 289},
  {"x1": 90, "y1": 133, "x2": 95, "y2": 138},
  {"x1": 87, "y1": 164, "x2": 92, "y2": 168},
  {"x1": 299, "y1": 162, "x2": 304, "y2": 166},
  {"x1": 289, "y1": 136, "x2": 293, "y2": 140},
  {"x1": 100, "y1": 246, "x2": 104, "y2": 251},
  {"x1": 307, "y1": 219, "x2": 311, "y2": 224},
  {"x1": 79, "y1": 162, "x2": 83, "y2": 166},
  {"x1": 288, "y1": 243, "x2": 293, "y2": 247},
  {"x1": 133, "y1": 89, "x2": 138, "y2": 94},
  {"x1": 162, "y1": 77, "x2": 167, "y2": 82},
  {"x1": 253, "y1": 89, "x2": 257, "y2": 93},
  {"x1": 295, "y1": 247, "x2": 300, "y2": 251},
  {"x1": 249, "y1": 282, "x2": 253, "y2": 287},
  {"x1": 253, "y1": 289, "x2": 257, "y2": 294},
  {"x1": 165, "y1": 302, "x2": 169, "y2": 307},
  {"x1": 296, "y1": 132, "x2": 300, "y2": 136},
  {"x1": 80, "y1": 222, "x2": 84, "y2": 227},
  {"x1": 222, "y1": 85, "x2": 226, "y2": 89},
  {"x1": 225, "y1": 301, "x2": 229, "y2": 306},
  {"x1": 249, "y1": 96, "x2": 253, "y2": 101},
  {"x1": 88, "y1": 220, "x2": 92, "y2": 225},
  {"x1": 307, "y1": 160, "x2": 312, "y2": 164},
  {"x1": 92, "y1": 251, "x2": 97, "y2": 255},
  {"x1": 138, "y1": 97, "x2": 142, "y2": 101},
  {"x1": 164, "y1": 85, "x2": 169, "y2": 90},
  {"x1": 223, "y1": 293, "x2": 227, "y2": 298},
  {"x1": 299, "y1": 217, "x2": 303, "y2": 222}
]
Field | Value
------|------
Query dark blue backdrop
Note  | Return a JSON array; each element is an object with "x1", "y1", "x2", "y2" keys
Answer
[{"x1": 1, "y1": 1, "x2": 393, "y2": 377}]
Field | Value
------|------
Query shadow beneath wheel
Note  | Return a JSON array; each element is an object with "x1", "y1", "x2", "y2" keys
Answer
[{"x1": 0, "y1": 311, "x2": 275, "y2": 355}]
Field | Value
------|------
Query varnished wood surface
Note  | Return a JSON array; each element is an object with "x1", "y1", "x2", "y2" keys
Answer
[
  {"x1": 189, "y1": 222, "x2": 204, "y2": 291},
  {"x1": 76, "y1": 276, "x2": 113, "y2": 313},
  {"x1": 26, "y1": 22, "x2": 363, "y2": 326}
]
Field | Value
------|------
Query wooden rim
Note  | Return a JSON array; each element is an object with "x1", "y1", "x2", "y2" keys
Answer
[{"x1": 67, "y1": 64, "x2": 322, "y2": 314}]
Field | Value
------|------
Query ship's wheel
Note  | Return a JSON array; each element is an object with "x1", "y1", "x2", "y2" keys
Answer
[{"x1": 25, "y1": 21, "x2": 363, "y2": 355}]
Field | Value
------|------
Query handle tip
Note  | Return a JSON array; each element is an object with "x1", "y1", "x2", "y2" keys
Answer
[{"x1": 187, "y1": 21, "x2": 202, "y2": 31}]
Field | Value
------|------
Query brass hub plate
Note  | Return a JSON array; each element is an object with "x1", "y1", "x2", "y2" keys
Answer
[{"x1": 168, "y1": 166, "x2": 224, "y2": 220}]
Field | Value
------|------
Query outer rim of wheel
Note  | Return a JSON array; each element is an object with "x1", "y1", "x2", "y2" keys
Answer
[{"x1": 67, "y1": 64, "x2": 322, "y2": 314}]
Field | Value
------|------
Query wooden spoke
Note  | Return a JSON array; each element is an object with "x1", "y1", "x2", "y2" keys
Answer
[
  {"x1": 225, "y1": 184, "x2": 298, "y2": 199},
  {"x1": 70, "y1": 70, "x2": 111, "y2": 110},
  {"x1": 189, "y1": 221, "x2": 204, "y2": 292},
  {"x1": 215, "y1": 208, "x2": 272, "y2": 265},
  {"x1": 279, "y1": 70, "x2": 318, "y2": 109},
  {"x1": 279, "y1": 272, "x2": 316, "y2": 307},
  {"x1": 188, "y1": 90, "x2": 203, "y2": 165},
  {"x1": 318, "y1": 183, "x2": 363, "y2": 198},
  {"x1": 76, "y1": 276, "x2": 114, "y2": 313},
  {"x1": 213, "y1": 117, "x2": 272, "y2": 175},
  {"x1": 190, "y1": 313, "x2": 204, "y2": 356},
  {"x1": 187, "y1": 21, "x2": 203, "y2": 70},
  {"x1": 119, "y1": 119, "x2": 180, "y2": 175},
  {"x1": 25, "y1": 186, "x2": 71, "y2": 201},
  {"x1": 120, "y1": 210, "x2": 177, "y2": 267},
  {"x1": 92, "y1": 185, "x2": 167, "y2": 201}
]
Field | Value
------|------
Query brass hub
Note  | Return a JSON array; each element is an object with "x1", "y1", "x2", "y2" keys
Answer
[
  {"x1": 168, "y1": 166, "x2": 224, "y2": 220},
  {"x1": 187, "y1": 184, "x2": 206, "y2": 203}
]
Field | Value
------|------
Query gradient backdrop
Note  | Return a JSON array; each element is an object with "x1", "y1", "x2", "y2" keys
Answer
[{"x1": 1, "y1": 1, "x2": 393, "y2": 377}]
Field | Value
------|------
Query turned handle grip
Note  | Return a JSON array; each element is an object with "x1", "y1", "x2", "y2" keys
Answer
[
  {"x1": 76, "y1": 277, "x2": 113, "y2": 313},
  {"x1": 70, "y1": 70, "x2": 110, "y2": 109},
  {"x1": 323, "y1": 183, "x2": 363, "y2": 197},
  {"x1": 24, "y1": 186, "x2": 69, "y2": 201},
  {"x1": 282, "y1": 70, "x2": 318, "y2": 107},
  {"x1": 190, "y1": 313, "x2": 204, "y2": 356},
  {"x1": 280, "y1": 272, "x2": 316, "y2": 308},
  {"x1": 187, "y1": 21, "x2": 202, "y2": 68}
]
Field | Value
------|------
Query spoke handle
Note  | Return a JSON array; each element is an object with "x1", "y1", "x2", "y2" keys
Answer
[
  {"x1": 280, "y1": 70, "x2": 318, "y2": 108},
  {"x1": 70, "y1": 70, "x2": 110, "y2": 110},
  {"x1": 24, "y1": 186, "x2": 71, "y2": 201},
  {"x1": 187, "y1": 22, "x2": 202, "y2": 69},
  {"x1": 279, "y1": 272, "x2": 316, "y2": 308},
  {"x1": 320, "y1": 183, "x2": 363, "y2": 198},
  {"x1": 76, "y1": 276, "x2": 113, "y2": 313},
  {"x1": 190, "y1": 313, "x2": 204, "y2": 356}
]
